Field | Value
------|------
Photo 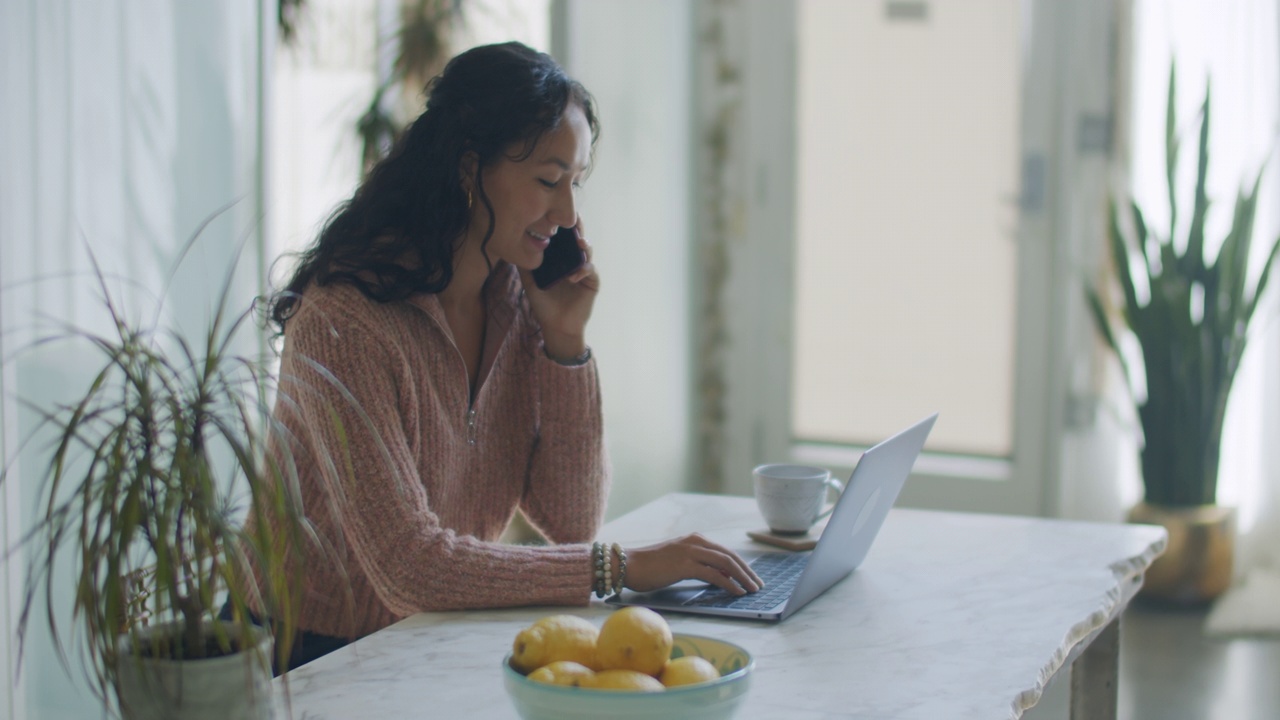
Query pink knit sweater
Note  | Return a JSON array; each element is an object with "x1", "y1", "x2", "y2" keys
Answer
[{"x1": 250, "y1": 264, "x2": 609, "y2": 640}]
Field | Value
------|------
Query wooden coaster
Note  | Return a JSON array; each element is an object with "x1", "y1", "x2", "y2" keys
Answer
[{"x1": 746, "y1": 516, "x2": 830, "y2": 551}]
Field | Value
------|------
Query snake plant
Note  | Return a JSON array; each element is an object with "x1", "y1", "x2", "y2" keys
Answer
[{"x1": 1087, "y1": 66, "x2": 1280, "y2": 507}]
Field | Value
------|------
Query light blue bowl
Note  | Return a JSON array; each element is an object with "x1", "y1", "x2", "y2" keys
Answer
[{"x1": 503, "y1": 633, "x2": 754, "y2": 720}]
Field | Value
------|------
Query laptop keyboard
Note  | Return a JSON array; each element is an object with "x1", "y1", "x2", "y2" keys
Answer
[{"x1": 682, "y1": 552, "x2": 809, "y2": 611}]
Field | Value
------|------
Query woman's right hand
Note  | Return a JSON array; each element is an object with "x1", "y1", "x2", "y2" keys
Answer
[
  {"x1": 521, "y1": 221, "x2": 599, "y2": 361},
  {"x1": 622, "y1": 534, "x2": 764, "y2": 596}
]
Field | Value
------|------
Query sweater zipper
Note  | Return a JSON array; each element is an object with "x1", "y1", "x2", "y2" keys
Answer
[{"x1": 412, "y1": 297, "x2": 488, "y2": 448}]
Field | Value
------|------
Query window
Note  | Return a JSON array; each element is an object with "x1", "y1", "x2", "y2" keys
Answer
[{"x1": 792, "y1": 0, "x2": 1021, "y2": 458}]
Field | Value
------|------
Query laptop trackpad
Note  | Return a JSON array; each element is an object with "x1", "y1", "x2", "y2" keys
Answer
[{"x1": 623, "y1": 585, "x2": 708, "y2": 606}]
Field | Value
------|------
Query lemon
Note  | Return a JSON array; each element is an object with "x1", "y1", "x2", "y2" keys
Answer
[
  {"x1": 585, "y1": 669, "x2": 665, "y2": 692},
  {"x1": 659, "y1": 655, "x2": 721, "y2": 688},
  {"x1": 510, "y1": 615, "x2": 599, "y2": 673},
  {"x1": 526, "y1": 660, "x2": 596, "y2": 687},
  {"x1": 596, "y1": 606, "x2": 673, "y2": 677}
]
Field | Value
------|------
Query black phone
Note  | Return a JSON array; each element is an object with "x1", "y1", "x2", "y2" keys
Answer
[{"x1": 531, "y1": 226, "x2": 586, "y2": 290}]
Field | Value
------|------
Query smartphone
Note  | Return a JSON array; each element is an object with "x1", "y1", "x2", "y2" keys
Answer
[{"x1": 531, "y1": 226, "x2": 586, "y2": 290}]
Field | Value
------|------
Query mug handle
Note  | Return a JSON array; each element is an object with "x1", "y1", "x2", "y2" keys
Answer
[{"x1": 815, "y1": 477, "x2": 845, "y2": 522}]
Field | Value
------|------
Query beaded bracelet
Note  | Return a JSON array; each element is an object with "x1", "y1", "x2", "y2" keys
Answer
[
  {"x1": 592, "y1": 542, "x2": 611, "y2": 598},
  {"x1": 610, "y1": 542, "x2": 628, "y2": 594}
]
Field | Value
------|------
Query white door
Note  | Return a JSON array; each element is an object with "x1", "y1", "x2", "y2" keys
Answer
[{"x1": 707, "y1": 0, "x2": 1117, "y2": 516}]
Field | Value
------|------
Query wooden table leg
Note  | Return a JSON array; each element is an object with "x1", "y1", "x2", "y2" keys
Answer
[{"x1": 1070, "y1": 616, "x2": 1119, "y2": 720}]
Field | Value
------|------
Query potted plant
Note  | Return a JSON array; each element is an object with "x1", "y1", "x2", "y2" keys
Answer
[
  {"x1": 6, "y1": 238, "x2": 327, "y2": 718},
  {"x1": 1087, "y1": 66, "x2": 1280, "y2": 604}
]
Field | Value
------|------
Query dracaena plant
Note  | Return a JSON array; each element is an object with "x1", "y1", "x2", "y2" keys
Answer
[
  {"x1": 3, "y1": 222, "x2": 336, "y2": 710},
  {"x1": 1087, "y1": 66, "x2": 1280, "y2": 508}
]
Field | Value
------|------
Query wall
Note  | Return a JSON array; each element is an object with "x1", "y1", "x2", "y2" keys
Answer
[
  {"x1": 0, "y1": 3, "x2": 266, "y2": 718},
  {"x1": 558, "y1": 0, "x2": 697, "y2": 518}
]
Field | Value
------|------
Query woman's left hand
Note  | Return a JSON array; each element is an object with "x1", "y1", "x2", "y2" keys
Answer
[{"x1": 520, "y1": 222, "x2": 599, "y2": 361}]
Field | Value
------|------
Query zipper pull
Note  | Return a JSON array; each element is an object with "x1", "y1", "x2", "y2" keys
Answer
[{"x1": 466, "y1": 408, "x2": 477, "y2": 446}]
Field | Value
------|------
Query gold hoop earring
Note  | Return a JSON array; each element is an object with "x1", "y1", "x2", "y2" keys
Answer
[{"x1": 465, "y1": 188, "x2": 474, "y2": 212}]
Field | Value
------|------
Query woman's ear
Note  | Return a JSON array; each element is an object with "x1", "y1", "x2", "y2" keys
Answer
[{"x1": 459, "y1": 151, "x2": 479, "y2": 191}]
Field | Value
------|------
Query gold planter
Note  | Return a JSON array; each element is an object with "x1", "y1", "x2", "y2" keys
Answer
[{"x1": 1127, "y1": 502, "x2": 1235, "y2": 605}]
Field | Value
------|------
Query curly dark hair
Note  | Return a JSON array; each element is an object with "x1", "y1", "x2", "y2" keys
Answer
[{"x1": 269, "y1": 41, "x2": 599, "y2": 332}]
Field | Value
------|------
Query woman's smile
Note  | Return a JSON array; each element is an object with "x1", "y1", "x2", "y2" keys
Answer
[{"x1": 526, "y1": 229, "x2": 552, "y2": 252}]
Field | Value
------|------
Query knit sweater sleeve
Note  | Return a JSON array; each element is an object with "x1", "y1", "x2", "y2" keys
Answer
[
  {"x1": 281, "y1": 295, "x2": 595, "y2": 615},
  {"x1": 518, "y1": 344, "x2": 610, "y2": 544}
]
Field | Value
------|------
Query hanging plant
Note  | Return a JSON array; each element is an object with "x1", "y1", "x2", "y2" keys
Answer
[
  {"x1": 358, "y1": 0, "x2": 468, "y2": 173},
  {"x1": 275, "y1": 0, "x2": 468, "y2": 173}
]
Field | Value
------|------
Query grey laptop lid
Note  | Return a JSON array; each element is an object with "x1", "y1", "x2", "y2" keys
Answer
[{"x1": 607, "y1": 413, "x2": 938, "y2": 621}]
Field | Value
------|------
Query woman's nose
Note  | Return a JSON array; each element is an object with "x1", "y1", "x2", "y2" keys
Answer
[{"x1": 548, "y1": 184, "x2": 577, "y2": 229}]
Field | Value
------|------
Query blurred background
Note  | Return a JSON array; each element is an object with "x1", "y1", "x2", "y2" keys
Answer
[{"x1": 2, "y1": 1, "x2": 1278, "y2": 718}]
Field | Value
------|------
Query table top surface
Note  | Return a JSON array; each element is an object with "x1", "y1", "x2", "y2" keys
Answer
[{"x1": 273, "y1": 492, "x2": 1166, "y2": 720}]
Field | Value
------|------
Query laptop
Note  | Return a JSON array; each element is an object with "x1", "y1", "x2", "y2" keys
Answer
[{"x1": 606, "y1": 413, "x2": 937, "y2": 621}]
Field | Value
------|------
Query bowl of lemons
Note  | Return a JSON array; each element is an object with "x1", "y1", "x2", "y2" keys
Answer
[{"x1": 502, "y1": 607, "x2": 754, "y2": 720}]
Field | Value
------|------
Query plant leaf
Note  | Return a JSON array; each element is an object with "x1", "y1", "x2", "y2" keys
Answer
[
  {"x1": 1165, "y1": 60, "x2": 1180, "y2": 237},
  {"x1": 1112, "y1": 198, "x2": 1143, "y2": 319},
  {"x1": 1183, "y1": 83, "x2": 1212, "y2": 281},
  {"x1": 1086, "y1": 287, "x2": 1136, "y2": 399}
]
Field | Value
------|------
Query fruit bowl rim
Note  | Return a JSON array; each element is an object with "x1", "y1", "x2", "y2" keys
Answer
[{"x1": 502, "y1": 632, "x2": 755, "y2": 697}]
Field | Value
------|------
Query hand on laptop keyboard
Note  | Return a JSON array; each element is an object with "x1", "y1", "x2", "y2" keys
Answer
[
  {"x1": 620, "y1": 533, "x2": 765, "y2": 595},
  {"x1": 683, "y1": 552, "x2": 808, "y2": 610}
]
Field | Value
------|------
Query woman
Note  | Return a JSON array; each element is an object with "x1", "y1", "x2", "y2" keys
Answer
[{"x1": 238, "y1": 42, "x2": 761, "y2": 672}]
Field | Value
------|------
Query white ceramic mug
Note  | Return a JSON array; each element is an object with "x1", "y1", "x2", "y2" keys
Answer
[{"x1": 752, "y1": 464, "x2": 844, "y2": 534}]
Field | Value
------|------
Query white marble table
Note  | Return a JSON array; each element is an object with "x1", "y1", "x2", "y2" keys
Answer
[{"x1": 272, "y1": 492, "x2": 1166, "y2": 719}]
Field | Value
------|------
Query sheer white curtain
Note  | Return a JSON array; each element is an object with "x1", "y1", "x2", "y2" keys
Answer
[
  {"x1": 0, "y1": 2, "x2": 265, "y2": 718},
  {"x1": 1129, "y1": 0, "x2": 1280, "y2": 632}
]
